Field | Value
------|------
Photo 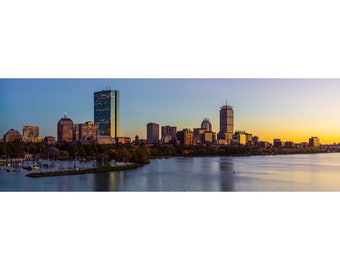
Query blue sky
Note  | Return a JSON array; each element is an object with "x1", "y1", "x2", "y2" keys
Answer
[{"x1": 2, "y1": 78, "x2": 340, "y2": 143}]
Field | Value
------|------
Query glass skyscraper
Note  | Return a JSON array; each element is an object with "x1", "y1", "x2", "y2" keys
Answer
[{"x1": 94, "y1": 89, "x2": 120, "y2": 139}]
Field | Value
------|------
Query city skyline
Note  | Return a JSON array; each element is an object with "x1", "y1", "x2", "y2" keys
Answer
[{"x1": 2, "y1": 78, "x2": 340, "y2": 144}]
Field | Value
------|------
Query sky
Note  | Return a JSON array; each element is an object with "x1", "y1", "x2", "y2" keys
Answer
[{"x1": 1, "y1": 78, "x2": 340, "y2": 144}]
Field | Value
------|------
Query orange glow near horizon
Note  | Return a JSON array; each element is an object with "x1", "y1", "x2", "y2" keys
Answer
[{"x1": 237, "y1": 119, "x2": 340, "y2": 145}]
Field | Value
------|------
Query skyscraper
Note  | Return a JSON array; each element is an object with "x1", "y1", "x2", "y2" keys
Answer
[
  {"x1": 218, "y1": 102, "x2": 234, "y2": 143},
  {"x1": 94, "y1": 89, "x2": 120, "y2": 140},
  {"x1": 161, "y1": 126, "x2": 177, "y2": 144},
  {"x1": 147, "y1": 123, "x2": 160, "y2": 143}
]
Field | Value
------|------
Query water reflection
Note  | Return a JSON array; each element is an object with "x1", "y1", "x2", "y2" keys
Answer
[
  {"x1": 218, "y1": 158, "x2": 235, "y2": 191},
  {"x1": 4, "y1": 154, "x2": 340, "y2": 191},
  {"x1": 94, "y1": 172, "x2": 119, "y2": 191},
  {"x1": 113, "y1": 157, "x2": 237, "y2": 191}
]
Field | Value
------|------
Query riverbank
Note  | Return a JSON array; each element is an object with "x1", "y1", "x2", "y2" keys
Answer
[
  {"x1": 26, "y1": 163, "x2": 144, "y2": 178},
  {"x1": 150, "y1": 150, "x2": 327, "y2": 160}
]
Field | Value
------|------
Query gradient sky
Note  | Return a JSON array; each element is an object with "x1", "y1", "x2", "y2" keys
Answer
[{"x1": 1, "y1": 78, "x2": 340, "y2": 144}]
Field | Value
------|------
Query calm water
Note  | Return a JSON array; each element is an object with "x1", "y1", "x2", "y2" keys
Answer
[{"x1": 2, "y1": 153, "x2": 340, "y2": 191}]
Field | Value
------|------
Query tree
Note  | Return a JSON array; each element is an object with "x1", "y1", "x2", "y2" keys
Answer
[
  {"x1": 25, "y1": 143, "x2": 38, "y2": 154},
  {"x1": 6, "y1": 141, "x2": 25, "y2": 158},
  {"x1": 36, "y1": 142, "x2": 47, "y2": 153},
  {"x1": 96, "y1": 153, "x2": 110, "y2": 165},
  {"x1": 117, "y1": 147, "x2": 131, "y2": 164},
  {"x1": 59, "y1": 150, "x2": 70, "y2": 160},
  {"x1": 0, "y1": 142, "x2": 7, "y2": 156},
  {"x1": 135, "y1": 148, "x2": 151, "y2": 164},
  {"x1": 77, "y1": 145, "x2": 86, "y2": 158},
  {"x1": 104, "y1": 148, "x2": 119, "y2": 160}
]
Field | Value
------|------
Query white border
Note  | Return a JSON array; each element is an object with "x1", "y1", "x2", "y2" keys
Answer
[{"x1": 1, "y1": 1, "x2": 340, "y2": 270}]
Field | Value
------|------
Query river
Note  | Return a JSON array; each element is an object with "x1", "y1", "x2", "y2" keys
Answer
[{"x1": 1, "y1": 153, "x2": 340, "y2": 191}]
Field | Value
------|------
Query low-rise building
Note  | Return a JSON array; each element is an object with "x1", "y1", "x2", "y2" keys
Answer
[
  {"x1": 97, "y1": 136, "x2": 114, "y2": 144},
  {"x1": 117, "y1": 137, "x2": 132, "y2": 144},
  {"x1": 3, "y1": 129, "x2": 22, "y2": 142},
  {"x1": 258, "y1": 141, "x2": 272, "y2": 148},
  {"x1": 285, "y1": 141, "x2": 294, "y2": 148},
  {"x1": 233, "y1": 131, "x2": 252, "y2": 145},
  {"x1": 44, "y1": 136, "x2": 56, "y2": 145},
  {"x1": 273, "y1": 139, "x2": 283, "y2": 148},
  {"x1": 252, "y1": 136, "x2": 259, "y2": 144}
]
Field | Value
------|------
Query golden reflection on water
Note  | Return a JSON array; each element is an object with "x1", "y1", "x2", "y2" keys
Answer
[{"x1": 108, "y1": 173, "x2": 119, "y2": 191}]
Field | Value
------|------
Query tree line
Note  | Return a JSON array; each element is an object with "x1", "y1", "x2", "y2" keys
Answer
[
  {"x1": 0, "y1": 141, "x2": 151, "y2": 164},
  {"x1": 0, "y1": 140, "x2": 326, "y2": 164}
]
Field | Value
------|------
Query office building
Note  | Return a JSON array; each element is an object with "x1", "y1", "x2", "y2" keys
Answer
[
  {"x1": 44, "y1": 136, "x2": 56, "y2": 145},
  {"x1": 94, "y1": 89, "x2": 119, "y2": 140},
  {"x1": 233, "y1": 131, "x2": 252, "y2": 145},
  {"x1": 252, "y1": 136, "x2": 259, "y2": 144},
  {"x1": 217, "y1": 102, "x2": 234, "y2": 143},
  {"x1": 193, "y1": 128, "x2": 206, "y2": 143},
  {"x1": 23, "y1": 126, "x2": 39, "y2": 138},
  {"x1": 22, "y1": 126, "x2": 42, "y2": 143},
  {"x1": 193, "y1": 128, "x2": 206, "y2": 136},
  {"x1": 176, "y1": 129, "x2": 194, "y2": 145},
  {"x1": 309, "y1": 137, "x2": 320, "y2": 148},
  {"x1": 233, "y1": 131, "x2": 246, "y2": 145},
  {"x1": 258, "y1": 141, "x2": 271, "y2": 148},
  {"x1": 193, "y1": 126, "x2": 216, "y2": 145},
  {"x1": 202, "y1": 131, "x2": 215, "y2": 144},
  {"x1": 273, "y1": 139, "x2": 283, "y2": 148},
  {"x1": 117, "y1": 137, "x2": 132, "y2": 144},
  {"x1": 147, "y1": 123, "x2": 160, "y2": 144},
  {"x1": 201, "y1": 118, "x2": 212, "y2": 132},
  {"x1": 161, "y1": 126, "x2": 177, "y2": 144},
  {"x1": 97, "y1": 135, "x2": 114, "y2": 144},
  {"x1": 246, "y1": 133, "x2": 253, "y2": 144},
  {"x1": 285, "y1": 141, "x2": 294, "y2": 148},
  {"x1": 74, "y1": 121, "x2": 99, "y2": 143},
  {"x1": 3, "y1": 129, "x2": 22, "y2": 142},
  {"x1": 57, "y1": 113, "x2": 74, "y2": 143}
]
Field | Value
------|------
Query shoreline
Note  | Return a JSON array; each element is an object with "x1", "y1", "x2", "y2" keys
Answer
[
  {"x1": 26, "y1": 163, "x2": 144, "y2": 178},
  {"x1": 150, "y1": 150, "x2": 328, "y2": 159}
]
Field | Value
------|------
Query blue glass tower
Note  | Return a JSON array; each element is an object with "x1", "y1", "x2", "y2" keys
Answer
[{"x1": 94, "y1": 89, "x2": 120, "y2": 140}]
